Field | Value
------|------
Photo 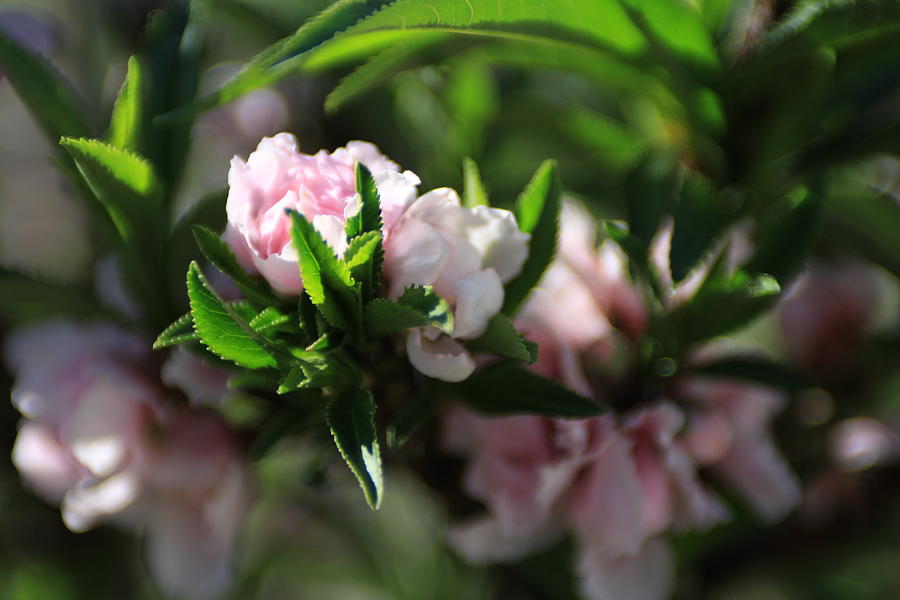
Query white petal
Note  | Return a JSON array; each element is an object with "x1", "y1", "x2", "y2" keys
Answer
[
  {"x1": 312, "y1": 213, "x2": 349, "y2": 258},
  {"x1": 12, "y1": 422, "x2": 81, "y2": 501},
  {"x1": 577, "y1": 538, "x2": 674, "y2": 600},
  {"x1": 465, "y1": 206, "x2": 530, "y2": 282},
  {"x1": 62, "y1": 470, "x2": 142, "y2": 532},
  {"x1": 406, "y1": 329, "x2": 476, "y2": 382},
  {"x1": 384, "y1": 219, "x2": 448, "y2": 297},
  {"x1": 452, "y1": 269, "x2": 504, "y2": 339}
]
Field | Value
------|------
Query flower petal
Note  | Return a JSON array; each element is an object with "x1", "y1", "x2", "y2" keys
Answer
[{"x1": 406, "y1": 328, "x2": 476, "y2": 382}]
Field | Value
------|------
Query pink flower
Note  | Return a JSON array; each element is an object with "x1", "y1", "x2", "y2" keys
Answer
[
  {"x1": 515, "y1": 200, "x2": 646, "y2": 395},
  {"x1": 384, "y1": 188, "x2": 530, "y2": 382},
  {"x1": 224, "y1": 133, "x2": 420, "y2": 294},
  {"x1": 779, "y1": 259, "x2": 880, "y2": 379},
  {"x1": 443, "y1": 404, "x2": 724, "y2": 599},
  {"x1": 680, "y1": 380, "x2": 801, "y2": 523},
  {"x1": 4, "y1": 321, "x2": 253, "y2": 599}
]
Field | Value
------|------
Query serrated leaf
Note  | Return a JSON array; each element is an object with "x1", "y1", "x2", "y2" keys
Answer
[
  {"x1": 345, "y1": 231, "x2": 383, "y2": 302},
  {"x1": 327, "y1": 387, "x2": 383, "y2": 510},
  {"x1": 502, "y1": 160, "x2": 562, "y2": 317},
  {"x1": 289, "y1": 210, "x2": 360, "y2": 329},
  {"x1": 249, "y1": 307, "x2": 290, "y2": 332},
  {"x1": 692, "y1": 357, "x2": 815, "y2": 393},
  {"x1": 307, "y1": 330, "x2": 346, "y2": 353},
  {"x1": 107, "y1": 55, "x2": 145, "y2": 152},
  {"x1": 454, "y1": 361, "x2": 605, "y2": 418},
  {"x1": 344, "y1": 162, "x2": 383, "y2": 238},
  {"x1": 192, "y1": 224, "x2": 278, "y2": 306},
  {"x1": 59, "y1": 138, "x2": 162, "y2": 246},
  {"x1": 462, "y1": 157, "x2": 489, "y2": 208},
  {"x1": 466, "y1": 314, "x2": 537, "y2": 363},
  {"x1": 186, "y1": 262, "x2": 279, "y2": 369},
  {"x1": 153, "y1": 312, "x2": 197, "y2": 349},
  {"x1": 0, "y1": 28, "x2": 90, "y2": 144},
  {"x1": 670, "y1": 173, "x2": 739, "y2": 283},
  {"x1": 398, "y1": 286, "x2": 454, "y2": 334},
  {"x1": 0, "y1": 268, "x2": 108, "y2": 323}
]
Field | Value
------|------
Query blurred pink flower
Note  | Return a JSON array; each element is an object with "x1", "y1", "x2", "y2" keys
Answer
[
  {"x1": 444, "y1": 404, "x2": 725, "y2": 600},
  {"x1": 779, "y1": 259, "x2": 880, "y2": 378},
  {"x1": 680, "y1": 380, "x2": 801, "y2": 523},
  {"x1": 384, "y1": 188, "x2": 529, "y2": 382},
  {"x1": 516, "y1": 200, "x2": 646, "y2": 395},
  {"x1": 4, "y1": 321, "x2": 252, "y2": 599},
  {"x1": 161, "y1": 347, "x2": 231, "y2": 407},
  {"x1": 224, "y1": 133, "x2": 420, "y2": 294}
]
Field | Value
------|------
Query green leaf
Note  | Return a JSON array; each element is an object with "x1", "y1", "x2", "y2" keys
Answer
[
  {"x1": 140, "y1": 0, "x2": 204, "y2": 189},
  {"x1": 0, "y1": 28, "x2": 90, "y2": 143},
  {"x1": 398, "y1": 286, "x2": 454, "y2": 333},
  {"x1": 249, "y1": 307, "x2": 290, "y2": 332},
  {"x1": 192, "y1": 225, "x2": 278, "y2": 305},
  {"x1": 325, "y1": 33, "x2": 445, "y2": 112},
  {"x1": 673, "y1": 268, "x2": 781, "y2": 345},
  {"x1": 165, "y1": 0, "x2": 649, "y2": 119},
  {"x1": 454, "y1": 361, "x2": 604, "y2": 418},
  {"x1": 744, "y1": 185, "x2": 823, "y2": 282},
  {"x1": 153, "y1": 312, "x2": 197, "y2": 349},
  {"x1": 107, "y1": 55, "x2": 146, "y2": 152},
  {"x1": 822, "y1": 184, "x2": 900, "y2": 280},
  {"x1": 692, "y1": 357, "x2": 815, "y2": 393},
  {"x1": 364, "y1": 299, "x2": 431, "y2": 337},
  {"x1": 502, "y1": 159, "x2": 562, "y2": 317},
  {"x1": 289, "y1": 210, "x2": 360, "y2": 329},
  {"x1": 59, "y1": 138, "x2": 163, "y2": 246},
  {"x1": 0, "y1": 268, "x2": 108, "y2": 323},
  {"x1": 466, "y1": 314, "x2": 538, "y2": 363},
  {"x1": 462, "y1": 157, "x2": 489, "y2": 208},
  {"x1": 364, "y1": 285, "x2": 454, "y2": 337},
  {"x1": 168, "y1": 189, "x2": 227, "y2": 308},
  {"x1": 621, "y1": 0, "x2": 719, "y2": 70},
  {"x1": 624, "y1": 155, "x2": 677, "y2": 247},
  {"x1": 345, "y1": 162, "x2": 384, "y2": 238},
  {"x1": 186, "y1": 262, "x2": 279, "y2": 369},
  {"x1": 162, "y1": 0, "x2": 397, "y2": 120},
  {"x1": 327, "y1": 387, "x2": 383, "y2": 509},
  {"x1": 670, "y1": 173, "x2": 739, "y2": 283}
]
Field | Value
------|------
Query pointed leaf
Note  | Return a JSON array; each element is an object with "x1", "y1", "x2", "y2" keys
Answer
[
  {"x1": 502, "y1": 159, "x2": 562, "y2": 316},
  {"x1": 398, "y1": 285, "x2": 454, "y2": 334},
  {"x1": 59, "y1": 138, "x2": 162, "y2": 246},
  {"x1": 289, "y1": 210, "x2": 360, "y2": 329},
  {"x1": 192, "y1": 224, "x2": 278, "y2": 305},
  {"x1": 364, "y1": 299, "x2": 430, "y2": 337},
  {"x1": 107, "y1": 55, "x2": 146, "y2": 152},
  {"x1": 186, "y1": 262, "x2": 279, "y2": 369},
  {"x1": 0, "y1": 28, "x2": 89, "y2": 143},
  {"x1": 249, "y1": 307, "x2": 290, "y2": 332},
  {"x1": 327, "y1": 387, "x2": 383, "y2": 509},
  {"x1": 344, "y1": 162, "x2": 383, "y2": 238},
  {"x1": 466, "y1": 314, "x2": 537, "y2": 363},
  {"x1": 0, "y1": 268, "x2": 107, "y2": 323},
  {"x1": 462, "y1": 157, "x2": 489, "y2": 208},
  {"x1": 153, "y1": 312, "x2": 197, "y2": 349},
  {"x1": 455, "y1": 361, "x2": 605, "y2": 418},
  {"x1": 693, "y1": 356, "x2": 815, "y2": 393}
]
